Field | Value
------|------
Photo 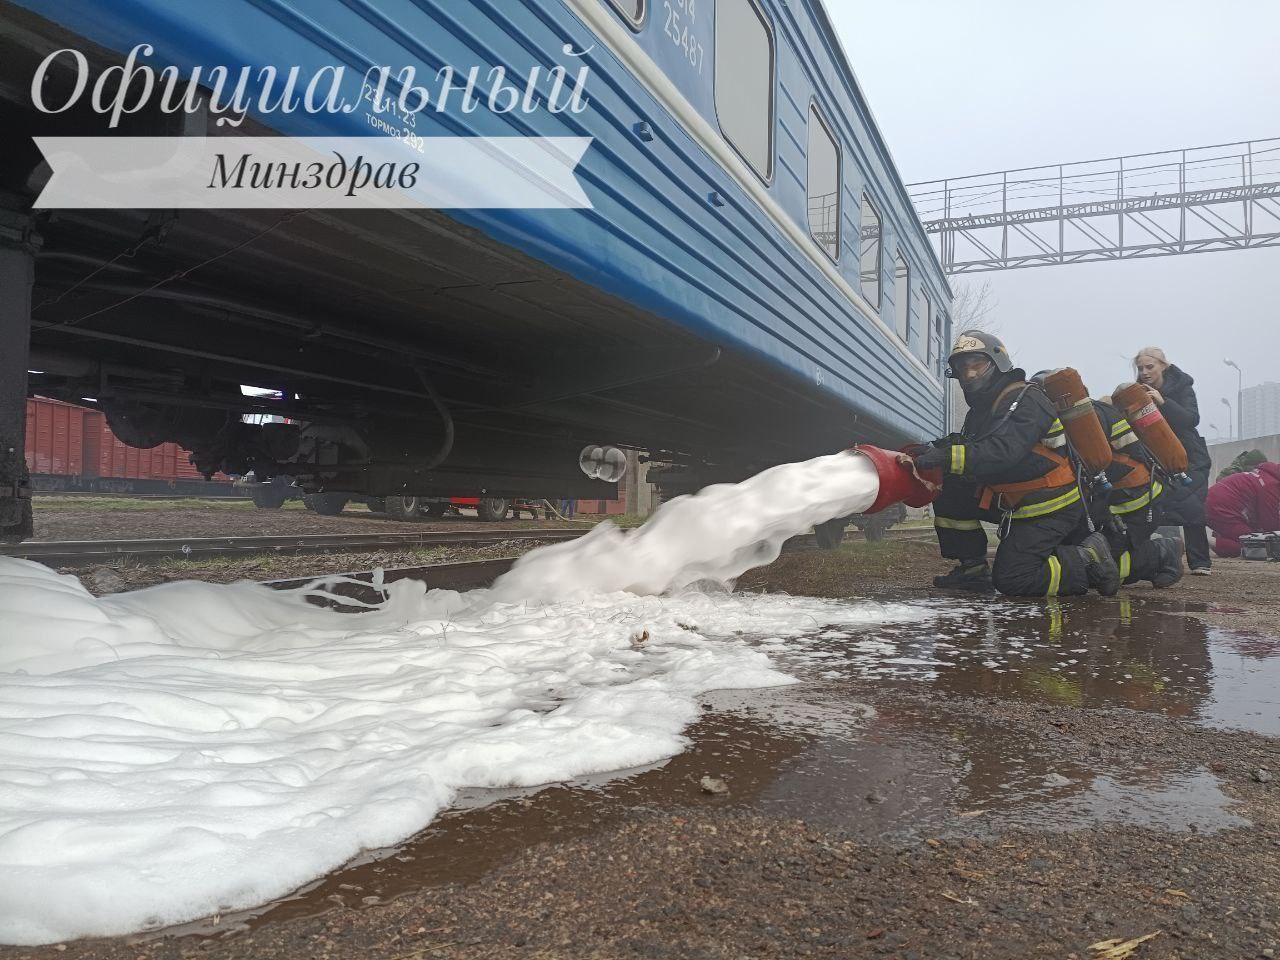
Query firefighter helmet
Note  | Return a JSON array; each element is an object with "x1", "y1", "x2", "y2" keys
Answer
[
  {"x1": 947, "y1": 330, "x2": 1012, "y2": 397},
  {"x1": 946, "y1": 330, "x2": 1013, "y2": 377}
]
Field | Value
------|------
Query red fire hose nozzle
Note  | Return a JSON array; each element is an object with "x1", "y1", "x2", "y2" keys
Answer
[{"x1": 851, "y1": 444, "x2": 942, "y2": 514}]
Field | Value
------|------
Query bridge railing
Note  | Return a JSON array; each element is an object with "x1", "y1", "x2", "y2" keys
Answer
[{"x1": 906, "y1": 138, "x2": 1280, "y2": 273}]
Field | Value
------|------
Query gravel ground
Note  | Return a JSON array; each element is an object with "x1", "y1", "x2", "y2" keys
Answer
[{"x1": 5, "y1": 540, "x2": 1279, "y2": 959}]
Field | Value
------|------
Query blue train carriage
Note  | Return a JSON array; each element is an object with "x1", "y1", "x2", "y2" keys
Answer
[{"x1": 0, "y1": 0, "x2": 951, "y2": 535}]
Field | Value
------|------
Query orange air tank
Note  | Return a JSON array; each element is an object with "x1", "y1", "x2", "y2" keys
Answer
[
  {"x1": 1112, "y1": 382, "x2": 1189, "y2": 474},
  {"x1": 1042, "y1": 368, "x2": 1113, "y2": 476}
]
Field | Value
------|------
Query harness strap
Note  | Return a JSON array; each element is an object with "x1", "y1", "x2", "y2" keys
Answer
[
  {"x1": 977, "y1": 443, "x2": 1078, "y2": 511},
  {"x1": 1109, "y1": 452, "x2": 1152, "y2": 491}
]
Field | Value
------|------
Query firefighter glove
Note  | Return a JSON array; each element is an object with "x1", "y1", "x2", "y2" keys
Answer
[{"x1": 913, "y1": 443, "x2": 949, "y2": 471}]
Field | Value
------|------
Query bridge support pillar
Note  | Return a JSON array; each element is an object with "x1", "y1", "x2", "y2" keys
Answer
[{"x1": 0, "y1": 209, "x2": 40, "y2": 543}]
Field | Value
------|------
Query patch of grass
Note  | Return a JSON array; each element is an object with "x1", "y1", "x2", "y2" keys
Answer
[{"x1": 738, "y1": 539, "x2": 945, "y2": 598}]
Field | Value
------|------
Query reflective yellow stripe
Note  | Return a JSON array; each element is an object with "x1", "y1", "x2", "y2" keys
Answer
[
  {"x1": 1047, "y1": 555, "x2": 1062, "y2": 597},
  {"x1": 1111, "y1": 419, "x2": 1132, "y2": 437},
  {"x1": 1110, "y1": 481, "x2": 1164, "y2": 515},
  {"x1": 934, "y1": 517, "x2": 982, "y2": 531},
  {"x1": 1047, "y1": 599, "x2": 1065, "y2": 638},
  {"x1": 950, "y1": 444, "x2": 966, "y2": 474},
  {"x1": 1042, "y1": 419, "x2": 1067, "y2": 448},
  {"x1": 1111, "y1": 431, "x2": 1139, "y2": 449},
  {"x1": 1119, "y1": 551, "x2": 1132, "y2": 580},
  {"x1": 1010, "y1": 487, "x2": 1082, "y2": 520}
]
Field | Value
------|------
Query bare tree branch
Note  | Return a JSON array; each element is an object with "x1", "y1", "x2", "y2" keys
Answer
[{"x1": 951, "y1": 279, "x2": 997, "y2": 333}]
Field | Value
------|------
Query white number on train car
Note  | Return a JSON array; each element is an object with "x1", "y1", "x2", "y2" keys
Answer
[{"x1": 663, "y1": 0, "x2": 706, "y2": 73}]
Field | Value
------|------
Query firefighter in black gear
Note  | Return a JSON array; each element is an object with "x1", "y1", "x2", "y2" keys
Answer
[
  {"x1": 915, "y1": 331, "x2": 1121, "y2": 597},
  {"x1": 1091, "y1": 396, "x2": 1184, "y2": 589}
]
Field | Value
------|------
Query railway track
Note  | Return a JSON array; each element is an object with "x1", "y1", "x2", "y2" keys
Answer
[
  {"x1": 1, "y1": 529, "x2": 586, "y2": 567},
  {"x1": 34, "y1": 491, "x2": 251, "y2": 501},
  {"x1": 2, "y1": 523, "x2": 934, "y2": 569}
]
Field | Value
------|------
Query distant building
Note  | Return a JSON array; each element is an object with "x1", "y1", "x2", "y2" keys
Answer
[{"x1": 1241, "y1": 382, "x2": 1280, "y2": 440}]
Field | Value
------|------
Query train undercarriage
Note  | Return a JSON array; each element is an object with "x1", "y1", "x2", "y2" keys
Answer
[{"x1": 0, "y1": 4, "x2": 910, "y2": 543}]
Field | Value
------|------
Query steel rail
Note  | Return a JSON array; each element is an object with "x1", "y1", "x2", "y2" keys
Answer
[
  {"x1": 3, "y1": 528, "x2": 586, "y2": 566},
  {"x1": 4, "y1": 522, "x2": 934, "y2": 569},
  {"x1": 33, "y1": 491, "x2": 251, "y2": 500}
]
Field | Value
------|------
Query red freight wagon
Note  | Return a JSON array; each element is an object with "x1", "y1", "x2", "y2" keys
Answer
[
  {"x1": 25, "y1": 397, "x2": 233, "y2": 495},
  {"x1": 25, "y1": 396, "x2": 86, "y2": 477},
  {"x1": 573, "y1": 487, "x2": 627, "y2": 516}
]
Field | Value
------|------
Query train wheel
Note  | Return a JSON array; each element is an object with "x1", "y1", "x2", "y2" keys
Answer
[
  {"x1": 304, "y1": 493, "x2": 349, "y2": 516},
  {"x1": 384, "y1": 496, "x2": 422, "y2": 521},
  {"x1": 252, "y1": 482, "x2": 289, "y2": 510},
  {"x1": 860, "y1": 520, "x2": 891, "y2": 542},
  {"x1": 477, "y1": 496, "x2": 509, "y2": 522},
  {"x1": 814, "y1": 518, "x2": 847, "y2": 550}
]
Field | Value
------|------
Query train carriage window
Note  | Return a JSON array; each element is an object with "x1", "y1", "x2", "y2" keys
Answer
[
  {"x1": 860, "y1": 194, "x2": 882, "y2": 308},
  {"x1": 894, "y1": 255, "x2": 910, "y2": 341},
  {"x1": 935, "y1": 309, "x2": 947, "y2": 376},
  {"x1": 806, "y1": 105, "x2": 840, "y2": 260},
  {"x1": 715, "y1": 0, "x2": 775, "y2": 180},
  {"x1": 922, "y1": 291, "x2": 933, "y2": 363},
  {"x1": 603, "y1": 0, "x2": 644, "y2": 26}
]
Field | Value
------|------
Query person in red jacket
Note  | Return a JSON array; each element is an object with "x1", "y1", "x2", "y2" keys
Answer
[{"x1": 1205, "y1": 461, "x2": 1280, "y2": 557}]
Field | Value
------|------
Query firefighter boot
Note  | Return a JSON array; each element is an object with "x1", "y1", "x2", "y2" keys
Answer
[
  {"x1": 1150, "y1": 537, "x2": 1185, "y2": 589},
  {"x1": 933, "y1": 560, "x2": 993, "y2": 592},
  {"x1": 1079, "y1": 532, "x2": 1121, "y2": 597}
]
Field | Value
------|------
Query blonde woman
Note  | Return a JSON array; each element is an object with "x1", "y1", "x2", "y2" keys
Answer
[{"x1": 1133, "y1": 348, "x2": 1213, "y2": 574}]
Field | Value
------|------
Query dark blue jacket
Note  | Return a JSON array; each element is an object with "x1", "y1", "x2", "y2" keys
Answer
[{"x1": 1156, "y1": 364, "x2": 1211, "y2": 525}]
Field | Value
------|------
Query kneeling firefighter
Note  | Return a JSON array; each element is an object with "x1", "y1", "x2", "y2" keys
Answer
[
  {"x1": 913, "y1": 331, "x2": 1121, "y2": 597},
  {"x1": 1089, "y1": 393, "x2": 1183, "y2": 588}
]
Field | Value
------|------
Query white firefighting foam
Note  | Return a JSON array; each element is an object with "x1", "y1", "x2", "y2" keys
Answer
[
  {"x1": 0, "y1": 452, "x2": 889, "y2": 944},
  {"x1": 491, "y1": 452, "x2": 882, "y2": 600}
]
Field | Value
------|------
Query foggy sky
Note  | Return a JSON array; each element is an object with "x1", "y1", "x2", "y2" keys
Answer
[{"x1": 829, "y1": 0, "x2": 1280, "y2": 442}]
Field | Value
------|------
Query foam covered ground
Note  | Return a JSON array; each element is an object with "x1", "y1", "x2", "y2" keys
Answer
[{"x1": 0, "y1": 452, "x2": 911, "y2": 944}]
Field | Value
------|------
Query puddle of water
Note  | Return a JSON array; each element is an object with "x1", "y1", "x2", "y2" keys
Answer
[
  {"x1": 774, "y1": 592, "x2": 1280, "y2": 737},
  {"x1": 725, "y1": 688, "x2": 1246, "y2": 840},
  {"x1": 1204, "y1": 633, "x2": 1280, "y2": 735}
]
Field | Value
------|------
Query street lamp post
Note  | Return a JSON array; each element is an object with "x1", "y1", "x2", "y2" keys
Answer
[
  {"x1": 1220, "y1": 397, "x2": 1233, "y2": 441},
  {"x1": 1224, "y1": 358, "x2": 1243, "y2": 439},
  {"x1": 1208, "y1": 422, "x2": 1221, "y2": 441}
]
